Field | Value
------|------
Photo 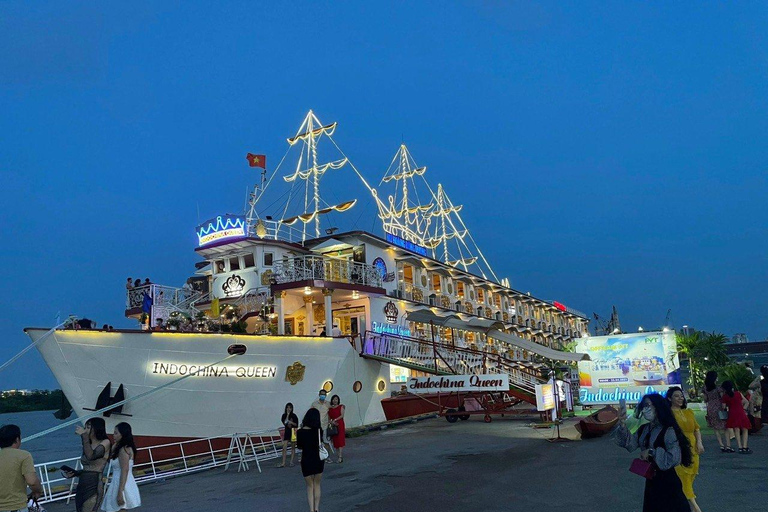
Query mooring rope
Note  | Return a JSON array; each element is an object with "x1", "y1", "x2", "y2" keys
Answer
[
  {"x1": 0, "y1": 320, "x2": 70, "y2": 375},
  {"x1": 23, "y1": 352, "x2": 243, "y2": 443}
]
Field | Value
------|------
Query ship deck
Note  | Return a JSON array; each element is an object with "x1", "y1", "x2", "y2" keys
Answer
[{"x1": 42, "y1": 416, "x2": 768, "y2": 512}]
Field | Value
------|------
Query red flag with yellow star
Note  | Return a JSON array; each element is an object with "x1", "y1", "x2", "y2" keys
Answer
[{"x1": 246, "y1": 153, "x2": 266, "y2": 169}]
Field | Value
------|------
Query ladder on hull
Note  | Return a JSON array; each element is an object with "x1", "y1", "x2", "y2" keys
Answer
[{"x1": 359, "y1": 331, "x2": 546, "y2": 404}]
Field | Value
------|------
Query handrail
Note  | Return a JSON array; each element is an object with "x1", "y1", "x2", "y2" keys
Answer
[
  {"x1": 33, "y1": 428, "x2": 282, "y2": 504},
  {"x1": 234, "y1": 287, "x2": 271, "y2": 315}
]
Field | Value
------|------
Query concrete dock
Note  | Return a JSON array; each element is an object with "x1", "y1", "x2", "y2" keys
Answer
[{"x1": 46, "y1": 417, "x2": 767, "y2": 511}]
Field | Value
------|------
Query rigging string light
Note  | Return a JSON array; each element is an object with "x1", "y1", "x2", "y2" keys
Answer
[{"x1": 0, "y1": 320, "x2": 69, "y2": 375}]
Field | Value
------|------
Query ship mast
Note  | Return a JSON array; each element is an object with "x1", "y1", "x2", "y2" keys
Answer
[
  {"x1": 377, "y1": 144, "x2": 500, "y2": 281},
  {"x1": 379, "y1": 144, "x2": 432, "y2": 245},
  {"x1": 277, "y1": 110, "x2": 357, "y2": 242}
]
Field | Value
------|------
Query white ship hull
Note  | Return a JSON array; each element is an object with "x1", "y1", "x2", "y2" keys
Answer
[{"x1": 26, "y1": 328, "x2": 389, "y2": 443}]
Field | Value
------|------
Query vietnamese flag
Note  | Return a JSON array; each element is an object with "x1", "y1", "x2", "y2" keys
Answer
[{"x1": 246, "y1": 153, "x2": 266, "y2": 169}]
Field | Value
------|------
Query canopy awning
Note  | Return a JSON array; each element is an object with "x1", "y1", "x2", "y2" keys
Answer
[
  {"x1": 487, "y1": 329, "x2": 590, "y2": 363},
  {"x1": 405, "y1": 306, "x2": 589, "y2": 362}
]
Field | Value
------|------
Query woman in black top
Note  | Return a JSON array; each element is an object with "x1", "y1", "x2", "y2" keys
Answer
[
  {"x1": 277, "y1": 402, "x2": 299, "y2": 468},
  {"x1": 296, "y1": 408, "x2": 324, "y2": 512},
  {"x1": 63, "y1": 418, "x2": 111, "y2": 512}
]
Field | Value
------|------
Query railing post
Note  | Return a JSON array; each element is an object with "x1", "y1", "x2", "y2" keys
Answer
[{"x1": 429, "y1": 321, "x2": 437, "y2": 372}]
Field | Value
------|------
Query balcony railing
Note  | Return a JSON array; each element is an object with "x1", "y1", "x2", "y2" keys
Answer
[
  {"x1": 273, "y1": 256, "x2": 383, "y2": 288},
  {"x1": 126, "y1": 284, "x2": 202, "y2": 314}
]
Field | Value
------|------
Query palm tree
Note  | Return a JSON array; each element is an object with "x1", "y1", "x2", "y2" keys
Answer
[
  {"x1": 676, "y1": 331, "x2": 730, "y2": 396},
  {"x1": 700, "y1": 332, "x2": 729, "y2": 368},
  {"x1": 676, "y1": 331, "x2": 703, "y2": 394}
]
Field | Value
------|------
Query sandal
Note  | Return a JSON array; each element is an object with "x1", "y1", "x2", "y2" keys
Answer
[
  {"x1": 724, "y1": 447, "x2": 735, "y2": 453},
  {"x1": 325, "y1": 459, "x2": 334, "y2": 464},
  {"x1": 739, "y1": 448, "x2": 753, "y2": 454},
  {"x1": 719, "y1": 446, "x2": 727, "y2": 452},
  {"x1": 276, "y1": 463, "x2": 285, "y2": 468},
  {"x1": 338, "y1": 457, "x2": 343, "y2": 464}
]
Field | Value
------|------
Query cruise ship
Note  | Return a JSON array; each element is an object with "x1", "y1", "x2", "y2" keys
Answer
[{"x1": 25, "y1": 111, "x2": 590, "y2": 446}]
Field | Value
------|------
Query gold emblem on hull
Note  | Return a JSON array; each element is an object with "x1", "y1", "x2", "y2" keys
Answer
[{"x1": 285, "y1": 361, "x2": 306, "y2": 385}]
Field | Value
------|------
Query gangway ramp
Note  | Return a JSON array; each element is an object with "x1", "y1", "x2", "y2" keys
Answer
[{"x1": 360, "y1": 331, "x2": 544, "y2": 404}]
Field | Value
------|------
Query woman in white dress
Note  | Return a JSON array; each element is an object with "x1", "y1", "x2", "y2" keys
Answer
[{"x1": 102, "y1": 422, "x2": 141, "y2": 512}]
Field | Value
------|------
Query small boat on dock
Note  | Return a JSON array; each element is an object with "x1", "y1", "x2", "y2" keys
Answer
[{"x1": 575, "y1": 405, "x2": 619, "y2": 439}]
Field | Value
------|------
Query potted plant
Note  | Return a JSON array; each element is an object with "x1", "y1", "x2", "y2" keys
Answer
[
  {"x1": 138, "y1": 313, "x2": 149, "y2": 330},
  {"x1": 166, "y1": 318, "x2": 181, "y2": 331}
]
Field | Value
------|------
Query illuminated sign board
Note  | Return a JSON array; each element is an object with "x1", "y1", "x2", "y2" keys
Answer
[
  {"x1": 536, "y1": 383, "x2": 555, "y2": 411},
  {"x1": 150, "y1": 362, "x2": 276, "y2": 378},
  {"x1": 408, "y1": 374, "x2": 509, "y2": 393},
  {"x1": 372, "y1": 257, "x2": 396, "y2": 282},
  {"x1": 196, "y1": 215, "x2": 247, "y2": 247},
  {"x1": 575, "y1": 331, "x2": 680, "y2": 405},
  {"x1": 385, "y1": 233, "x2": 428, "y2": 257},
  {"x1": 371, "y1": 321, "x2": 411, "y2": 337}
]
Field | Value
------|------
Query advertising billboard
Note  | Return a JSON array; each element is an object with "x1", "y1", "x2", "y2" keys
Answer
[{"x1": 575, "y1": 331, "x2": 681, "y2": 405}]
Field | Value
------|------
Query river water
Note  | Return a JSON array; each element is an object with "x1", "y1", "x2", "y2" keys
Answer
[{"x1": 0, "y1": 410, "x2": 82, "y2": 463}]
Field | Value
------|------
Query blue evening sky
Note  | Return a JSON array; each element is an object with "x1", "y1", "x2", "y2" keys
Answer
[{"x1": 1, "y1": 2, "x2": 766, "y2": 390}]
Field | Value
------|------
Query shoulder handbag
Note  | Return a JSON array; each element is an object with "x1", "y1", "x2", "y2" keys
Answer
[
  {"x1": 318, "y1": 430, "x2": 329, "y2": 461},
  {"x1": 718, "y1": 409, "x2": 729, "y2": 420},
  {"x1": 629, "y1": 458, "x2": 656, "y2": 479},
  {"x1": 326, "y1": 422, "x2": 339, "y2": 438}
]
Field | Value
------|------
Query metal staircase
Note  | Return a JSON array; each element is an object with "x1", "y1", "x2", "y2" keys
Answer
[
  {"x1": 360, "y1": 331, "x2": 545, "y2": 403},
  {"x1": 234, "y1": 287, "x2": 271, "y2": 318}
]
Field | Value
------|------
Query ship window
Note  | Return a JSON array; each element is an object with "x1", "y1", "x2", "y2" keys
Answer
[
  {"x1": 263, "y1": 252, "x2": 274, "y2": 266},
  {"x1": 495, "y1": 294, "x2": 502, "y2": 309},
  {"x1": 229, "y1": 257, "x2": 240, "y2": 271},
  {"x1": 456, "y1": 282, "x2": 465, "y2": 298},
  {"x1": 477, "y1": 288, "x2": 484, "y2": 303},
  {"x1": 432, "y1": 274, "x2": 441, "y2": 293},
  {"x1": 215, "y1": 260, "x2": 226, "y2": 274},
  {"x1": 353, "y1": 381, "x2": 362, "y2": 393},
  {"x1": 402, "y1": 265, "x2": 413, "y2": 284},
  {"x1": 243, "y1": 254, "x2": 255, "y2": 268}
]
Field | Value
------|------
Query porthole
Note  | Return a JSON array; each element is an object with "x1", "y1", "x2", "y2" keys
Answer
[
  {"x1": 377, "y1": 379, "x2": 386, "y2": 392},
  {"x1": 353, "y1": 381, "x2": 363, "y2": 393},
  {"x1": 323, "y1": 380, "x2": 334, "y2": 392}
]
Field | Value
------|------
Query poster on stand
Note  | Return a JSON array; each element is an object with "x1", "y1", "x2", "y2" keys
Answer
[{"x1": 575, "y1": 331, "x2": 680, "y2": 405}]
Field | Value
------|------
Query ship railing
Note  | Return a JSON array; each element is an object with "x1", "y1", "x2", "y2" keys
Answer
[
  {"x1": 125, "y1": 284, "x2": 201, "y2": 311},
  {"x1": 247, "y1": 219, "x2": 308, "y2": 243},
  {"x1": 273, "y1": 255, "x2": 383, "y2": 288},
  {"x1": 33, "y1": 428, "x2": 282, "y2": 505}
]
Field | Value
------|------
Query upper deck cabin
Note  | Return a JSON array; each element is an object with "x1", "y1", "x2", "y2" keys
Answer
[{"x1": 124, "y1": 216, "x2": 589, "y2": 361}]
